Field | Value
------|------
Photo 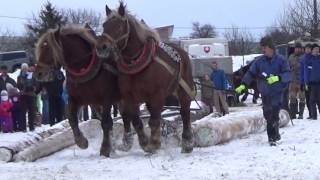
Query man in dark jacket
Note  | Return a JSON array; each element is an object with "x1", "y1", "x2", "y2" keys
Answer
[
  {"x1": 0, "y1": 65, "x2": 17, "y2": 91},
  {"x1": 304, "y1": 43, "x2": 320, "y2": 120},
  {"x1": 235, "y1": 36, "x2": 291, "y2": 146},
  {"x1": 300, "y1": 43, "x2": 313, "y2": 118},
  {"x1": 17, "y1": 64, "x2": 37, "y2": 131},
  {"x1": 42, "y1": 68, "x2": 65, "y2": 126}
]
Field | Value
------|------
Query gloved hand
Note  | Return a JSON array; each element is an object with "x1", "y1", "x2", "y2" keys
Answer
[
  {"x1": 266, "y1": 74, "x2": 280, "y2": 85},
  {"x1": 235, "y1": 84, "x2": 246, "y2": 94}
]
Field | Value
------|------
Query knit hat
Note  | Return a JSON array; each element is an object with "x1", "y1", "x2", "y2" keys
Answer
[
  {"x1": 305, "y1": 43, "x2": 312, "y2": 48},
  {"x1": 21, "y1": 63, "x2": 29, "y2": 70},
  {"x1": 260, "y1": 36, "x2": 275, "y2": 49},
  {"x1": 1, "y1": 90, "x2": 8, "y2": 96},
  {"x1": 311, "y1": 43, "x2": 319, "y2": 50}
]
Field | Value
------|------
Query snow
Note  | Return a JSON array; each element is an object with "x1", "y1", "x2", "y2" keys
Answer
[
  {"x1": 1, "y1": 103, "x2": 320, "y2": 179},
  {"x1": 1, "y1": 56, "x2": 319, "y2": 179},
  {"x1": 232, "y1": 54, "x2": 261, "y2": 72}
]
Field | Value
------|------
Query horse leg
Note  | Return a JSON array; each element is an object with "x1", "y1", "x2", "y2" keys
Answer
[
  {"x1": 145, "y1": 102, "x2": 162, "y2": 153},
  {"x1": 178, "y1": 92, "x2": 194, "y2": 153},
  {"x1": 118, "y1": 102, "x2": 134, "y2": 151},
  {"x1": 100, "y1": 105, "x2": 113, "y2": 157},
  {"x1": 68, "y1": 100, "x2": 88, "y2": 149},
  {"x1": 123, "y1": 103, "x2": 149, "y2": 152}
]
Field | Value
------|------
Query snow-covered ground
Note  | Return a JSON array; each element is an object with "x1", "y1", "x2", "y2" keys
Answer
[
  {"x1": 1, "y1": 56, "x2": 320, "y2": 179},
  {"x1": 1, "y1": 105, "x2": 320, "y2": 179}
]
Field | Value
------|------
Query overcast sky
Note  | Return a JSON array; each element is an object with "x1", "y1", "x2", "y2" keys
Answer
[{"x1": 0, "y1": 0, "x2": 291, "y2": 39}]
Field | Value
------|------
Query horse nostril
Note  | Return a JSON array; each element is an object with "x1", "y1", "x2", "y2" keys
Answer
[{"x1": 102, "y1": 44, "x2": 107, "y2": 50}]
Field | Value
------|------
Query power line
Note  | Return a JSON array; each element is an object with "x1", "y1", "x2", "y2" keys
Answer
[{"x1": 0, "y1": 15, "x2": 31, "y2": 21}]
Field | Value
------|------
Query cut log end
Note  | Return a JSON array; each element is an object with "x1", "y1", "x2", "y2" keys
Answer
[{"x1": 0, "y1": 147, "x2": 13, "y2": 162}]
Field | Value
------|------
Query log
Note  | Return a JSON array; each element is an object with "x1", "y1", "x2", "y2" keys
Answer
[
  {"x1": 0, "y1": 121, "x2": 70, "y2": 162},
  {"x1": 14, "y1": 119, "x2": 101, "y2": 162},
  {"x1": 192, "y1": 109, "x2": 290, "y2": 147}
]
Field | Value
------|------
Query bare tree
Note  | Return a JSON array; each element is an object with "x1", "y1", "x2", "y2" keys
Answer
[
  {"x1": 224, "y1": 25, "x2": 256, "y2": 55},
  {"x1": 0, "y1": 28, "x2": 26, "y2": 52},
  {"x1": 264, "y1": 26, "x2": 299, "y2": 45},
  {"x1": 190, "y1": 22, "x2": 217, "y2": 38},
  {"x1": 61, "y1": 8, "x2": 103, "y2": 33},
  {"x1": 277, "y1": 0, "x2": 320, "y2": 38}
]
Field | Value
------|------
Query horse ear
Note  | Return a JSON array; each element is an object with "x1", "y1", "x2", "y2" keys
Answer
[
  {"x1": 105, "y1": 4, "x2": 112, "y2": 16},
  {"x1": 54, "y1": 25, "x2": 61, "y2": 39},
  {"x1": 118, "y1": 2, "x2": 126, "y2": 16}
]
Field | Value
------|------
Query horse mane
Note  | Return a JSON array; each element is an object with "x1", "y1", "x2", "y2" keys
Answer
[
  {"x1": 36, "y1": 24, "x2": 97, "y2": 65},
  {"x1": 107, "y1": 10, "x2": 160, "y2": 42}
]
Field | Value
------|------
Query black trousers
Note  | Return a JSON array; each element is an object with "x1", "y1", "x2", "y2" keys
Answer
[
  {"x1": 48, "y1": 95, "x2": 64, "y2": 126},
  {"x1": 262, "y1": 94, "x2": 281, "y2": 141},
  {"x1": 20, "y1": 95, "x2": 36, "y2": 131},
  {"x1": 309, "y1": 84, "x2": 320, "y2": 119}
]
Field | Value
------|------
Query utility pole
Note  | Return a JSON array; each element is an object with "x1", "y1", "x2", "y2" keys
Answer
[{"x1": 314, "y1": 0, "x2": 319, "y2": 37}]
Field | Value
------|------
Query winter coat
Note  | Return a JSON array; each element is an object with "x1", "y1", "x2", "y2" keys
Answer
[
  {"x1": 288, "y1": 53, "x2": 303, "y2": 85},
  {"x1": 41, "y1": 70, "x2": 65, "y2": 97},
  {"x1": 242, "y1": 53, "x2": 291, "y2": 97},
  {"x1": 210, "y1": 69, "x2": 226, "y2": 90},
  {"x1": 17, "y1": 72, "x2": 37, "y2": 96},
  {"x1": 0, "y1": 100, "x2": 13, "y2": 118},
  {"x1": 300, "y1": 53, "x2": 312, "y2": 85},
  {"x1": 0, "y1": 75, "x2": 17, "y2": 92},
  {"x1": 305, "y1": 55, "x2": 320, "y2": 84}
]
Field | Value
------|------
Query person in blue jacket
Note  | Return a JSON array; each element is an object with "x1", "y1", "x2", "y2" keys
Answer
[
  {"x1": 304, "y1": 43, "x2": 320, "y2": 120},
  {"x1": 210, "y1": 61, "x2": 229, "y2": 116},
  {"x1": 299, "y1": 43, "x2": 312, "y2": 119},
  {"x1": 235, "y1": 36, "x2": 291, "y2": 146}
]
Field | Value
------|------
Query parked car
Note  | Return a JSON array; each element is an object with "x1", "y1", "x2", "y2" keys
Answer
[{"x1": 0, "y1": 51, "x2": 31, "y2": 72}]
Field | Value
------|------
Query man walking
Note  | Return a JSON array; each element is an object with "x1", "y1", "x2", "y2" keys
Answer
[{"x1": 235, "y1": 36, "x2": 291, "y2": 146}]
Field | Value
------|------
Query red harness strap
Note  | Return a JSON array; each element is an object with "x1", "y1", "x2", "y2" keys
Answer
[
  {"x1": 67, "y1": 49, "x2": 96, "y2": 77},
  {"x1": 118, "y1": 39, "x2": 157, "y2": 74}
]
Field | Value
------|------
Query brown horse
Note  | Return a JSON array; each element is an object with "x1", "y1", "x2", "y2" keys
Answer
[
  {"x1": 96, "y1": 2, "x2": 195, "y2": 153},
  {"x1": 34, "y1": 25, "x2": 120, "y2": 157}
]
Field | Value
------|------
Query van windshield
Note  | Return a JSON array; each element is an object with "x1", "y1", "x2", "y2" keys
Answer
[{"x1": 1, "y1": 52, "x2": 26, "y2": 61}]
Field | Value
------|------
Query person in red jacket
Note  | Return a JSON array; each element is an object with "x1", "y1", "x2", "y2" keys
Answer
[{"x1": 0, "y1": 90, "x2": 13, "y2": 133}]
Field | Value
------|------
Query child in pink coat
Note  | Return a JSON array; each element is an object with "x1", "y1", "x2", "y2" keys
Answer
[{"x1": 0, "y1": 90, "x2": 13, "y2": 133}]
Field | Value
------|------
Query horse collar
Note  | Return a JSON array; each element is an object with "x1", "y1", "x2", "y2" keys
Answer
[
  {"x1": 117, "y1": 38, "x2": 157, "y2": 74},
  {"x1": 66, "y1": 49, "x2": 96, "y2": 77}
]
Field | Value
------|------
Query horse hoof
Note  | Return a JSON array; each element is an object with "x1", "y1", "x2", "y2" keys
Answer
[
  {"x1": 142, "y1": 142, "x2": 161, "y2": 154},
  {"x1": 100, "y1": 150, "x2": 110, "y2": 157},
  {"x1": 181, "y1": 138, "x2": 194, "y2": 153},
  {"x1": 118, "y1": 133, "x2": 134, "y2": 152},
  {"x1": 75, "y1": 137, "x2": 89, "y2": 149}
]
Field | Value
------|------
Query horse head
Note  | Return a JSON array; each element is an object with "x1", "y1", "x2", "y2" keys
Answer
[
  {"x1": 34, "y1": 27, "x2": 63, "y2": 82},
  {"x1": 96, "y1": 2, "x2": 160, "y2": 60},
  {"x1": 96, "y1": 2, "x2": 130, "y2": 58}
]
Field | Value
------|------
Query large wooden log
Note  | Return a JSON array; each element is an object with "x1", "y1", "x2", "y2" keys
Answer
[
  {"x1": 14, "y1": 120, "x2": 101, "y2": 162},
  {"x1": 192, "y1": 109, "x2": 290, "y2": 147},
  {"x1": 0, "y1": 121, "x2": 70, "y2": 162}
]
